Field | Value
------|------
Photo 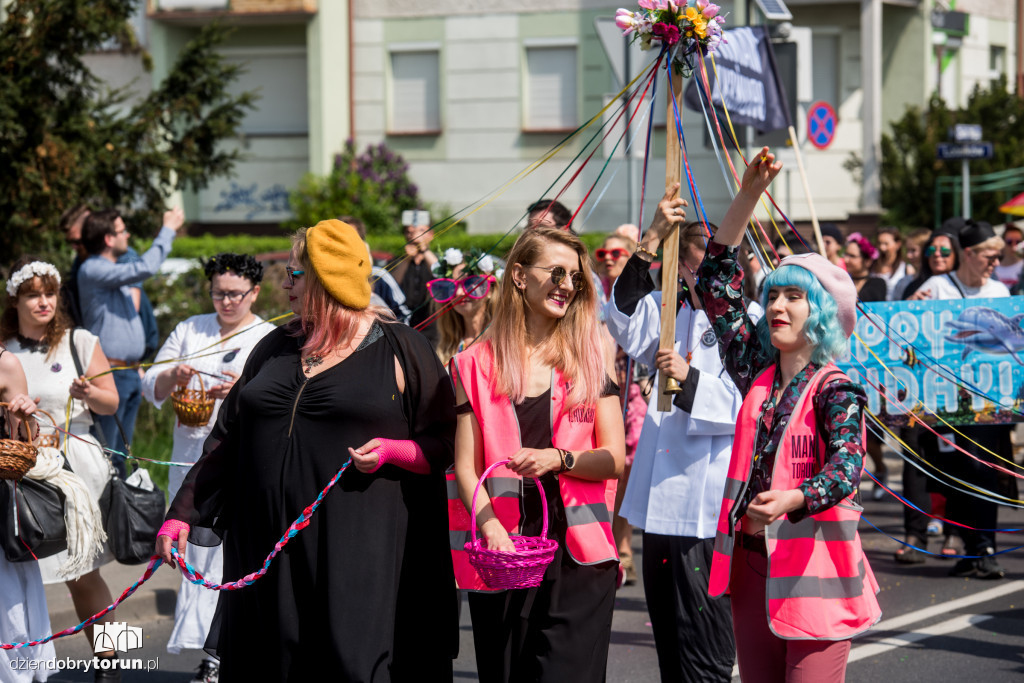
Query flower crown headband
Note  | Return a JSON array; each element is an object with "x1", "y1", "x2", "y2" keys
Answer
[
  {"x1": 431, "y1": 248, "x2": 504, "y2": 281},
  {"x1": 6, "y1": 262, "x2": 61, "y2": 297}
]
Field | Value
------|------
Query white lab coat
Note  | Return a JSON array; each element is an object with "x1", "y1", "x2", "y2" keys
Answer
[{"x1": 605, "y1": 287, "x2": 761, "y2": 538}]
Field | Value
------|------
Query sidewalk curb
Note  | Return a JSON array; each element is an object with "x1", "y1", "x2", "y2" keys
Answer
[{"x1": 46, "y1": 560, "x2": 181, "y2": 632}]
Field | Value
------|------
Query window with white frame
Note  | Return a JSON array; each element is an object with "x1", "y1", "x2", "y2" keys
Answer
[
  {"x1": 524, "y1": 43, "x2": 577, "y2": 131},
  {"x1": 389, "y1": 47, "x2": 441, "y2": 134},
  {"x1": 224, "y1": 49, "x2": 309, "y2": 135}
]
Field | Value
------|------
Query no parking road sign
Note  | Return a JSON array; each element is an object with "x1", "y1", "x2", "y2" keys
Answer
[{"x1": 807, "y1": 101, "x2": 837, "y2": 150}]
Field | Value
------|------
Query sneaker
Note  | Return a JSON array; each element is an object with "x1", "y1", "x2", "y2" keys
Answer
[
  {"x1": 927, "y1": 519, "x2": 943, "y2": 537},
  {"x1": 190, "y1": 660, "x2": 220, "y2": 683},
  {"x1": 872, "y1": 473, "x2": 888, "y2": 501},
  {"x1": 949, "y1": 557, "x2": 977, "y2": 577},
  {"x1": 975, "y1": 549, "x2": 1006, "y2": 580}
]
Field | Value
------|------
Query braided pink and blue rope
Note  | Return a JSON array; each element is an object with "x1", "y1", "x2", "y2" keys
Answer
[{"x1": 1, "y1": 460, "x2": 351, "y2": 649}]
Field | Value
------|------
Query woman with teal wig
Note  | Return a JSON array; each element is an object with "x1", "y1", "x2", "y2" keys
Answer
[{"x1": 692, "y1": 148, "x2": 881, "y2": 682}]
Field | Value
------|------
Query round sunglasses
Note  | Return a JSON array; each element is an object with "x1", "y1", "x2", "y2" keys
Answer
[
  {"x1": 426, "y1": 274, "x2": 495, "y2": 303},
  {"x1": 925, "y1": 246, "x2": 952, "y2": 257},
  {"x1": 595, "y1": 247, "x2": 629, "y2": 260},
  {"x1": 525, "y1": 265, "x2": 586, "y2": 291}
]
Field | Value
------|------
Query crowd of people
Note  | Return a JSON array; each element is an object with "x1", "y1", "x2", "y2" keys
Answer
[{"x1": 0, "y1": 148, "x2": 1018, "y2": 683}]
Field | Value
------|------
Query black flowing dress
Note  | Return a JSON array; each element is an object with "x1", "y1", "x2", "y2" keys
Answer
[{"x1": 167, "y1": 322, "x2": 457, "y2": 682}]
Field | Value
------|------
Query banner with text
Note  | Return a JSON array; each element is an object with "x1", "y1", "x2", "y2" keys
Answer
[{"x1": 836, "y1": 297, "x2": 1024, "y2": 427}]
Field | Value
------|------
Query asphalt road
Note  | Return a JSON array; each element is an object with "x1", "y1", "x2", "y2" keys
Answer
[{"x1": 38, "y1": 457, "x2": 1024, "y2": 682}]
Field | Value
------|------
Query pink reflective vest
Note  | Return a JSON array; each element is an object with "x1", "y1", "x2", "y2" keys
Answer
[
  {"x1": 447, "y1": 341, "x2": 618, "y2": 591},
  {"x1": 708, "y1": 363, "x2": 881, "y2": 639}
]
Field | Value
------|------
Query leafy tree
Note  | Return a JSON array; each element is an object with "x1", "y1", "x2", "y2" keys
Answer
[
  {"x1": 287, "y1": 139, "x2": 422, "y2": 236},
  {"x1": 844, "y1": 76, "x2": 1024, "y2": 228},
  {"x1": 0, "y1": 0, "x2": 254, "y2": 263}
]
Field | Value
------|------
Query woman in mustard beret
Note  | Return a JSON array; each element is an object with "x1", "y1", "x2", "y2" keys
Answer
[{"x1": 157, "y1": 220, "x2": 458, "y2": 682}]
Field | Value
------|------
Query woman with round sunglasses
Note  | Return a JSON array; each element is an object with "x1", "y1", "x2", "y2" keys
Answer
[
  {"x1": 141, "y1": 253, "x2": 273, "y2": 681},
  {"x1": 450, "y1": 226, "x2": 625, "y2": 682},
  {"x1": 697, "y1": 149, "x2": 880, "y2": 682},
  {"x1": 427, "y1": 248, "x2": 500, "y2": 366}
]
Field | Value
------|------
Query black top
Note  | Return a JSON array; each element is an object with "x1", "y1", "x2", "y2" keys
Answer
[
  {"x1": 854, "y1": 276, "x2": 888, "y2": 302},
  {"x1": 168, "y1": 322, "x2": 457, "y2": 681}
]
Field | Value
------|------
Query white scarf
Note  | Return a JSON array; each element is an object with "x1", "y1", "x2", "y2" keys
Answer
[{"x1": 25, "y1": 447, "x2": 106, "y2": 579}]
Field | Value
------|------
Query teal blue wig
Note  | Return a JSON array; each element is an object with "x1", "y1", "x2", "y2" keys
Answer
[{"x1": 756, "y1": 264, "x2": 850, "y2": 365}]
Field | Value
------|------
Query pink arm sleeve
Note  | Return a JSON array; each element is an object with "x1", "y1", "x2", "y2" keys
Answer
[
  {"x1": 158, "y1": 519, "x2": 190, "y2": 540},
  {"x1": 369, "y1": 438, "x2": 431, "y2": 475}
]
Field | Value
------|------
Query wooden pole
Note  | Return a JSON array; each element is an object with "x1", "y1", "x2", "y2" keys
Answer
[
  {"x1": 787, "y1": 125, "x2": 826, "y2": 257},
  {"x1": 657, "y1": 71, "x2": 684, "y2": 413}
]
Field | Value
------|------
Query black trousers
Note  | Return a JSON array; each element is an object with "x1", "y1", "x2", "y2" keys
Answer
[
  {"x1": 947, "y1": 425, "x2": 1010, "y2": 554},
  {"x1": 467, "y1": 479, "x2": 617, "y2": 683},
  {"x1": 641, "y1": 533, "x2": 735, "y2": 683},
  {"x1": 901, "y1": 426, "x2": 932, "y2": 544}
]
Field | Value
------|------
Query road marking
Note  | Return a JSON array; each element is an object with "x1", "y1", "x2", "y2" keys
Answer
[
  {"x1": 848, "y1": 613, "x2": 993, "y2": 663},
  {"x1": 730, "y1": 581, "x2": 1023, "y2": 678},
  {"x1": 871, "y1": 580, "x2": 1024, "y2": 633}
]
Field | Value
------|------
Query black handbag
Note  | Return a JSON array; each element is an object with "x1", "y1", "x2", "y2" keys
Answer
[
  {"x1": 0, "y1": 476, "x2": 68, "y2": 562},
  {"x1": 99, "y1": 461, "x2": 165, "y2": 565}
]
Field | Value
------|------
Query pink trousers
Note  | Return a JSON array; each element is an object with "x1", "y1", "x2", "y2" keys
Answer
[{"x1": 730, "y1": 542, "x2": 852, "y2": 683}]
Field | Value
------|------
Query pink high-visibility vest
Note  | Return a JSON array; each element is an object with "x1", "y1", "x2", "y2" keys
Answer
[
  {"x1": 708, "y1": 363, "x2": 881, "y2": 639},
  {"x1": 447, "y1": 341, "x2": 618, "y2": 591}
]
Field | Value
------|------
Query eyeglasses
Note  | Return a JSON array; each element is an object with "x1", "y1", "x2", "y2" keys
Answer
[
  {"x1": 525, "y1": 265, "x2": 586, "y2": 291},
  {"x1": 210, "y1": 288, "x2": 254, "y2": 303},
  {"x1": 595, "y1": 248, "x2": 629, "y2": 260},
  {"x1": 112, "y1": 228, "x2": 128, "y2": 236},
  {"x1": 426, "y1": 275, "x2": 495, "y2": 303},
  {"x1": 925, "y1": 246, "x2": 952, "y2": 257},
  {"x1": 286, "y1": 269, "x2": 304, "y2": 285},
  {"x1": 1005, "y1": 239, "x2": 1021, "y2": 247}
]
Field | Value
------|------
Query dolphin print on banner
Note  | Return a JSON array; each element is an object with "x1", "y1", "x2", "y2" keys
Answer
[{"x1": 836, "y1": 297, "x2": 1024, "y2": 428}]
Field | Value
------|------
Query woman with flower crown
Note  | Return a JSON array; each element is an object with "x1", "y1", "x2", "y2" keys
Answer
[
  {"x1": 428, "y1": 247, "x2": 502, "y2": 366},
  {"x1": 1, "y1": 257, "x2": 123, "y2": 678}
]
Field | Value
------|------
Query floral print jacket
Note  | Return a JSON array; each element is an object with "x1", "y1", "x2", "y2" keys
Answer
[{"x1": 696, "y1": 242, "x2": 867, "y2": 520}]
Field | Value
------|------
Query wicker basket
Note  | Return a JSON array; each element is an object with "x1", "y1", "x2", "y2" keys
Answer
[
  {"x1": 465, "y1": 459, "x2": 559, "y2": 590},
  {"x1": 0, "y1": 402, "x2": 39, "y2": 480},
  {"x1": 171, "y1": 373, "x2": 215, "y2": 428}
]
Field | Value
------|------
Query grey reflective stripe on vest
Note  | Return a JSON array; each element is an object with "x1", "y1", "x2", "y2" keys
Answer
[
  {"x1": 776, "y1": 518, "x2": 859, "y2": 543},
  {"x1": 714, "y1": 531, "x2": 734, "y2": 556},
  {"x1": 723, "y1": 477, "x2": 745, "y2": 502},
  {"x1": 564, "y1": 502, "x2": 611, "y2": 527},
  {"x1": 767, "y1": 559, "x2": 869, "y2": 601},
  {"x1": 486, "y1": 478, "x2": 520, "y2": 499},
  {"x1": 450, "y1": 529, "x2": 473, "y2": 550},
  {"x1": 447, "y1": 475, "x2": 520, "y2": 500}
]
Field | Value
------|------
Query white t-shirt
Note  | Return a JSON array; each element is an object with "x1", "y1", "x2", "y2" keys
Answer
[
  {"x1": 993, "y1": 261, "x2": 1023, "y2": 290},
  {"x1": 918, "y1": 272, "x2": 1010, "y2": 300}
]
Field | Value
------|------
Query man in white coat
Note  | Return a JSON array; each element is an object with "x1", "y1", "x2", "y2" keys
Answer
[{"x1": 605, "y1": 189, "x2": 758, "y2": 682}]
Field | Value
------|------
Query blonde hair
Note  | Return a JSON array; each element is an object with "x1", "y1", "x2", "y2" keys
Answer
[
  {"x1": 435, "y1": 288, "x2": 497, "y2": 366},
  {"x1": 488, "y1": 228, "x2": 605, "y2": 406},
  {"x1": 968, "y1": 236, "x2": 1005, "y2": 253}
]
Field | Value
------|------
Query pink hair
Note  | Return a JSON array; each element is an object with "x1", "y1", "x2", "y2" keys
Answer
[{"x1": 289, "y1": 228, "x2": 392, "y2": 358}]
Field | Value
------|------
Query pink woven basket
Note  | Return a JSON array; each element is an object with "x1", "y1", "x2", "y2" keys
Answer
[{"x1": 465, "y1": 459, "x2": 559, "y2": 590}]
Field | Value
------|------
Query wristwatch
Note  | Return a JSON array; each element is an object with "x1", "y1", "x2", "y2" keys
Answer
[{"x1": 559, "y1": 448, "x2": 575, "y2": 473}]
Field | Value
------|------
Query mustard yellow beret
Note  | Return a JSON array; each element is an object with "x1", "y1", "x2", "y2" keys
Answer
[{"x1": 305, "y1": 219, "x2": 371, "y2": 310}]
